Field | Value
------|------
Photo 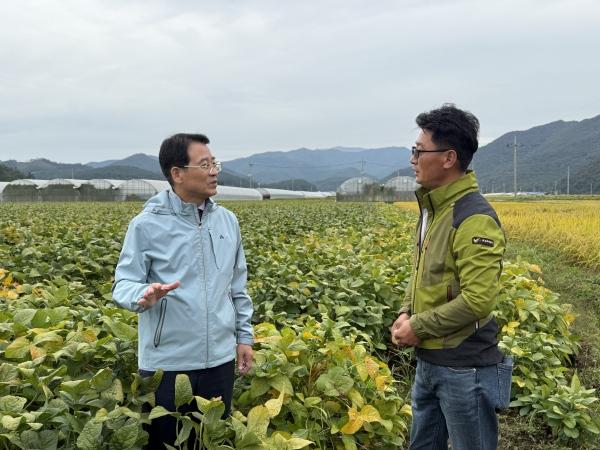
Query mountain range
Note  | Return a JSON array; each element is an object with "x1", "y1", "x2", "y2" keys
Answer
[
  {"x1": 2, "y1": 114, "x2": 599, "y2": 193},
  {"x1": 472, "y1": 114, "x2": 600, "y2": 194}
]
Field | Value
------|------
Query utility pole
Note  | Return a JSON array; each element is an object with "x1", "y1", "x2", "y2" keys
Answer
[
  {"x1": 567, "y1": 166, "x2": 570, "y2": 196},
  {"x1": 507, "y1": 136, "x2": 521, "y2": 198},
  {"x1": 248, "y1": 162, "x2": 254, "y2": 189}
]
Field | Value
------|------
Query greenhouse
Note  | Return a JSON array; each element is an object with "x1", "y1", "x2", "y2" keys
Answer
[
  {"x1": 214, "y1": 186, "x2": 263, "y2": 201},
  {"x1": 0, "y1": 182, "x2": 8, "y2": 202},
  {"x1": 80, "y1": 179, "x2": 125, "y2": 202},
  {"x1": 257, "y1": 188, "x2": 305, "y2": 200},
  {"x1": 382, "y1": 176, "x2": 419, "y2": 201},
  {"x1": 298, "y1": 191, "x2": 333, "y2": 199},
  {"x1": 39, "y1": 179, "x2": 87, "y2": 202},
  {"x1": 336, "y1": 176, "x2": 377, "y2": 201},
  {"x1": 336, "y1": 176, "x2": 418, "y2": 202},
  {"x1": 2, "y1": 179, "x2": 47, "y2": 202},
  {"x1": 116, "y1": 179, "x2": 171, "y2": 201}
]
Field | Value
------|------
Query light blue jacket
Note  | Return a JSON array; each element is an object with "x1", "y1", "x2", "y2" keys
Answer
[{"x1": 112, "y1": 190, "x2": 254, "y2": 371}]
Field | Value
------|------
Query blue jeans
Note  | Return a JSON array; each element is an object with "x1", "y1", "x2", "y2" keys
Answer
[{"x1": 409, "y1": 357, "x2": 512, "y2": 450}]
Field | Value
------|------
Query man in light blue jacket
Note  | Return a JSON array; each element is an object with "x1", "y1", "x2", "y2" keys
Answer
[{"x1": 112, "y1": 133, "x2": 253, "y2": 449}]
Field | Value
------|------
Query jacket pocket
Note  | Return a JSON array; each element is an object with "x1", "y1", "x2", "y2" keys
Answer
[
  {"x1": 496, "y1": 355, "x2": 513, "y2": 410},
  {"x1": 227, "y1": 291, "x2": 237, "y2": 338},
  {"x1": 153, "y1": 298, "x2": 168, "y2": 348},
  {"x1": 209, "y1": 230, "x2": 234, "y2": 271}
]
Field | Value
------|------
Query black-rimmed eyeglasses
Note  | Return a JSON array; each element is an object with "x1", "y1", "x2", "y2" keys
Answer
[{"x1": 411, "y1": 146, "x2": 451, "y2": 159}]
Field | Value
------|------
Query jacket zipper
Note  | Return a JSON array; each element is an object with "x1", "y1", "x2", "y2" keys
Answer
[
  {"x1": 413, "y1": 194, "x2": 435, "y2": 314},
  {"x1": 202, "y1": 210, "x2": 210, "y2": 364}
]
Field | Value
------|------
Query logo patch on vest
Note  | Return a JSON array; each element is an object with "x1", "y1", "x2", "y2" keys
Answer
[{"x1": 472, "y1": 236, "x2": 494, "y2": 247}]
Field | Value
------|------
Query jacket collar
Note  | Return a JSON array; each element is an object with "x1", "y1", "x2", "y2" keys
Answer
[
  {"x1": 166, "y1": 190, "x2": 215, "y2": 216},
  {"x1": 143, "y1": 189, "x2": 216, "y2": 217},
  {"x1": 415, "y1": 171, "x2": 479, "y2": 215}
]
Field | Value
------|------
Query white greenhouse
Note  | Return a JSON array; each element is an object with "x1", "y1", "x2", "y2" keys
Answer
[
  {"x1": 383, "y1": 176, "x2": 419, "y2": 192},
  {"x1": 80, "y1": 179, "x2": 126, "y2": 201},
  {"x1": 3, "y1": 179, "x2": 47, "y2": 202},
  {"x1": 214, "y1": 186, "x2": 263, "y2": 201},
  {"x1": 116, "y1": 179, "x2": 171, "y2": 201},
  {"x1": 0, "y1": 182, "x2": 8, "y2": 202},
  {"x1": 257, "y1": 188, "x2": 305, "y2": 200},
  {"x1": 337, "y1": 177, "x2": 377, "y2": 195},
  {"x1": 39, "y1": 179, "x2": 88, "y2": 202}
]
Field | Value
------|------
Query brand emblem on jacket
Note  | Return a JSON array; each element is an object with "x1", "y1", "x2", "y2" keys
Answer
[{"x1": 472, "y1": 236, "x2": 494, "y2": 247}]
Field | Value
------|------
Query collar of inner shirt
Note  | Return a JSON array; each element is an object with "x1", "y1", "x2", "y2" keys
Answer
[{"x1": 197, "y1": 200, "x2": 205, "y2": 224}]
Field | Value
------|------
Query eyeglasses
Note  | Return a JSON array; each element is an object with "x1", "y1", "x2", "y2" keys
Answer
[
  {"x1": 411, "y1": 146, "x2": 451, "y2": 159},
  {"x1": 183, "y1": 161, "x2": 222, "y2": 173}
]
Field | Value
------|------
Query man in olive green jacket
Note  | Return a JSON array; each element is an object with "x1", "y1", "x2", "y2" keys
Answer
[{"x1": 392, "y1": 104, "x2": 512, "y2": 450}]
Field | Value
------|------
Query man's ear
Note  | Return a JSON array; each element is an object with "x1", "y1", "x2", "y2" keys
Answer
[
  {"x1": 170, "y1": 166, "x2": 183, "y2": 185},
  {"x1": 442, "y1": 149, "x2": 459, "y2": 169}
]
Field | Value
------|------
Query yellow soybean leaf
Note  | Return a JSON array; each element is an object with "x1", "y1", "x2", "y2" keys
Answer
[
  {"x1": 401, "y1": 403, "x2": 412, "y2": 417},
  {"x1": 340, "y1": 406, "x2": 363, "y2": 435},
  {"x1": 247, "y1": 405, "x2": 270, "y2": 437},
  {"x1": 375, "y1": 375, "x2": 389, "y2": 391},
  {"x1": 358, "y1": 405, "x2": 382, "y2": 423},
  {"x1": 511, "y1": 346, "x2": 525, "y2": 357},
  {"x1": 30, "y1": 345, "x2": 46, "y2": 360},
  {"x1": 264, "y1": 392, "x2": 284, "y2": 418},
  {"x1": 364, "y1": 357, "x2": 379, "y2": 379},
  {"x1": 355, "y1": 362, "x2": 368, "y2": 382}
]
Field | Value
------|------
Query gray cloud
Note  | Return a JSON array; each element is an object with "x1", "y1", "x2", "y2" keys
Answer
[{"x1": 0, "y1": 0, "x2": 598, "y2": 163}]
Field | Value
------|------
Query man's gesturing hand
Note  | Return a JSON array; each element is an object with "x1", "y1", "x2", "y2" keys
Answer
[{"x1": 137, "y1": 281, "x2": 180, "y2": 309}]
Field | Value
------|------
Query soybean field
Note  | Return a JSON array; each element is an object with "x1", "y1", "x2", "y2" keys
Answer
[{"x1": 0, "y1": 200, "x2": 597, "y2": 449}]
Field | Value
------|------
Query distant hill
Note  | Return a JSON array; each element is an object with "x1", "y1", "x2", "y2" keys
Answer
[
  {"x1": 0, "y1": 158, "x2": 163, "y2": 180},
  {"x1": 473, "y1": 115, "x2": 600, "y2": 193},
  {"x1": 557, "y1": 153, "x2": 600, "y2": 194},
  {"x1": 223, "y1": 146, "x2": 412, "y2": 186},
  {"x1": 0, "y1": 163, "x2": 28, "y2": 181}
]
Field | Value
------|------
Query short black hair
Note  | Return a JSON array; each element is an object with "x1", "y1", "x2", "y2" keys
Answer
[
  {"x1": 415, "y1": 104, "x2": 479, "y2": 171},
  {"x1": 159, "y1": 133, "x2": 210, "y2": 185}
]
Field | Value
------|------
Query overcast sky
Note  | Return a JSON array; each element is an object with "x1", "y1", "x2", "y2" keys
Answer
[{"x1": 1, "y1": 0, "x2": 599, "y2": 164}]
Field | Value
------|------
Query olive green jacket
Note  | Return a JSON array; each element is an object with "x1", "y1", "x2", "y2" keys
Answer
[{"x1": 400, "y1": 171, "x2": 505, "y2": 350}]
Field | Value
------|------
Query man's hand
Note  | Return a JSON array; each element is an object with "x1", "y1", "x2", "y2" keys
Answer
[
  {"x1": 391, "y1": 313, "x2": 409, "y2": 346},
  {"x1": 137, "y1": 281, "x2": 180, "y2": 309},
  {"x1": 236, "y1": 344, "x2": 253, "y2": 375},
  {"x1": 391, "y1": 313, "x2": 421, "y2": 347}
]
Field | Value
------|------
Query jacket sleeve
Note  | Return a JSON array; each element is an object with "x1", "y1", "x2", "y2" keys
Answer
[
  {"x1": 410, "y1": 214, "x2": 505, "y2": 339},
  {"x1": 112, "y1": 219, "x2": 151, "y2": 313},
  {"x1": 231, "y1": 225, "x2": 254, "y2": 345}
]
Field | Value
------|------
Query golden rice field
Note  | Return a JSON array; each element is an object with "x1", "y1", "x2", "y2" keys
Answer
[{"x1": 395, "y1": 200, "x2": 600, "y2": 271}]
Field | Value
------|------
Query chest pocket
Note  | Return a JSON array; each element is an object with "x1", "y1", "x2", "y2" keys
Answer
[{"x1": 209, "y1": 230, "x2": 235, "y2": 271}]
